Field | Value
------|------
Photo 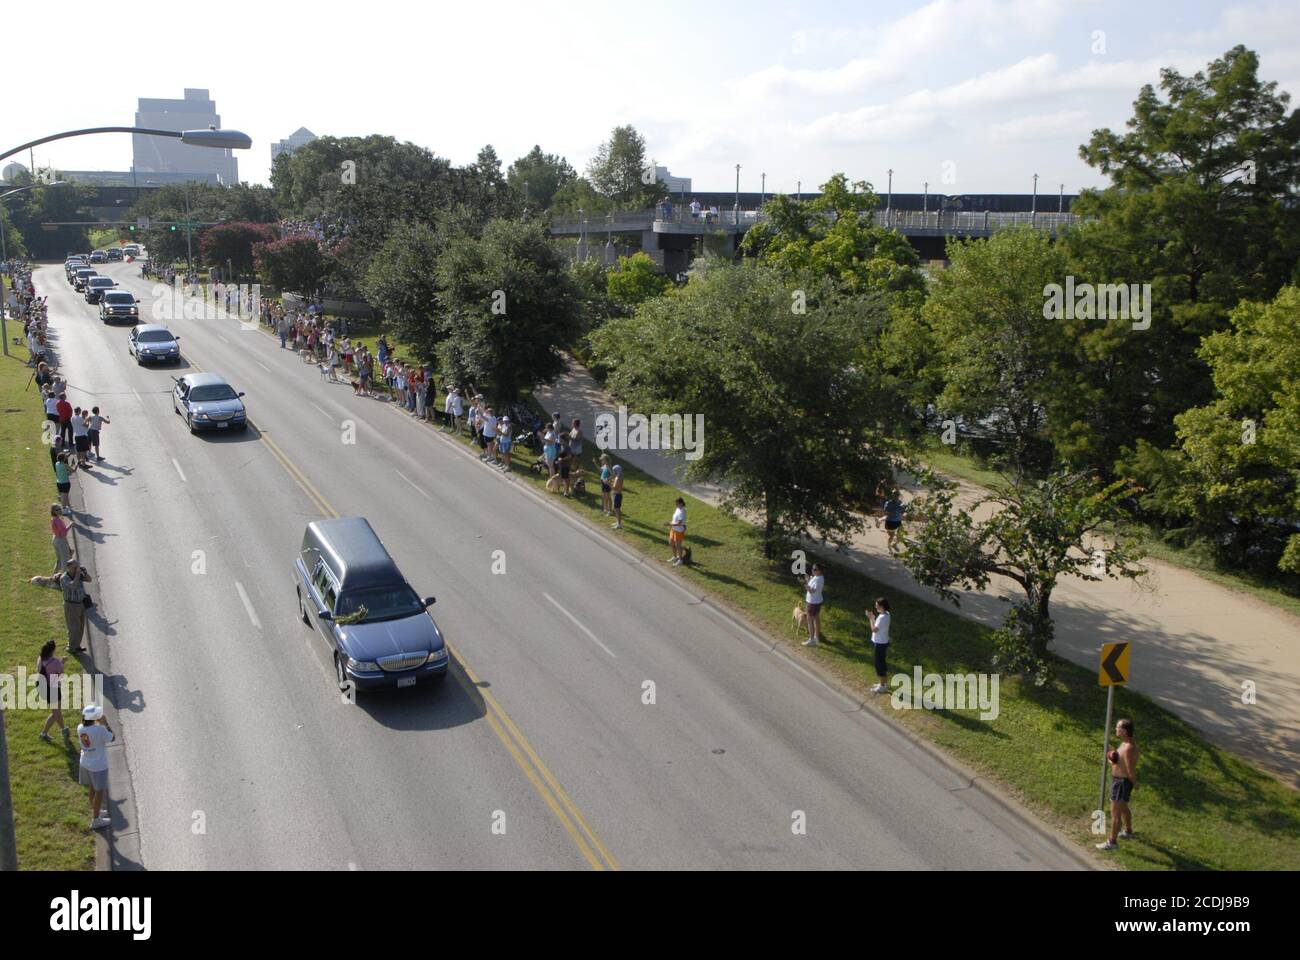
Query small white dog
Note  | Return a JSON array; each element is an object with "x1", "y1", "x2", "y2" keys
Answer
[{"x1": 792, "y1": 602, "x2": 809, "y2": 633}]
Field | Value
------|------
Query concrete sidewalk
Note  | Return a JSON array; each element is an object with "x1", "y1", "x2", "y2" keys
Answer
[{"x1": 536, "y1": 357, "x2": 1300, "y2": 785}]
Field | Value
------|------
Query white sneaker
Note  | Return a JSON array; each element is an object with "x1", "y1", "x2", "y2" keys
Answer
[
  {"x1": 802, "y1": 638, "x2": 818, "y2": 646},
  {"x1": 870, "y1": 683, "x2": 888, "y2": 694},
  {"x1": 1095, "y1": 840, "x2": 1118, "y2": 851}
]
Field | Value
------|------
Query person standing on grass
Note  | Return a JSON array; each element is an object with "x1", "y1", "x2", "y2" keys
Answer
[
  {"x1": 542, "y1": 424, "x2": 558, "y2": 477},
  {"x1": 599, "y1": 454, "x2": 613, "y2": 515},
  {"x1": 867, "y1": 598, "x2": 892, "y2": 693},
  {"x1": 50, "y1": 504, "x2": 72, "y2": 575},
  {"x1": 29, "y1": 558, "x2": 93, "y2": 655},
  {"x1": 37, "y1": 640, "x2": 68, "y2": 744},
  {"x1": 1097, "y1": 719, "x2": 1140, "y2": 851},
  {"x1": 610, "y1": 465, "x2": 624, "y2": 529},
  {"x1": 54, "y1": 452, "x2": 76, "y2": 515},
  {"x1": 800, "y1": 564, "x2": 825, "y2": 646},
  {"x1": 497, "y1": 416, "x2": 513, "y2": 470},
  {"x1": 667, "y1": 497, "x2": 687, "y2": 564},
  {"x1": 76, "y1": 703, "x2": 114, "y2": 831},
  {"x1": 88, "y1": 407, "x2": 109, "y2": 462},
  {"x1": 44, "y1": 388, "x2": 60, "y2": 436}
]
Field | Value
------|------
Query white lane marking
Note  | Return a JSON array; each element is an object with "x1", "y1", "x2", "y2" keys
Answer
[
  {"x1": 217, "y1": 334, "x2": 230, "y2": 344},
  {"x1": 171, "y1": 458, "x2": 187, "y2": 482},
  {"x1": 256, "y1": 360, "x2": 271, "y2": 373},
  {"x1": 542, "y1": 593, "x2": 616, "y2": 658},
  {"x1": 132, "y1": 389, "x2": 143, "y2": 403},
  {"x1": 310, "y1": 402, "x2": 334, "y2": 423},
  {"x1": 235, "y1": 581, "x2": 263, "y2": 630},
  {"x1": 396, "y1": 469, "x2": 432, "y2": 500}
]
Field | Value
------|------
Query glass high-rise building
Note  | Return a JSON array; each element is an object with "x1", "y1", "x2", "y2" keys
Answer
[{"x1": 133, "y1": 88, "x2": 239, "y2": 184}]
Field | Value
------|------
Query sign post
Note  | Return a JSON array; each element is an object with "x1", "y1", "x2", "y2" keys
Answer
[{"x1": 1097, "y1": 641, "x2": 1131, "y2": 814}]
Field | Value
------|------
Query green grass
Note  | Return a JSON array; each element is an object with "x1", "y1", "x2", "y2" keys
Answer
[
  {"x1": 915, "y1": 438, "x2": 1300, "y2": 617},
  {"x1": 0, "y1": 348, "x2": 96, "y2": 870},
  {"x1": 426, "y1": 408, "x2": 1300, "y2": 870}
]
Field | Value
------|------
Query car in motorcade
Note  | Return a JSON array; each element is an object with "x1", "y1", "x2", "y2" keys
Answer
[
  {"x1": 89, "y1": 250, "x2": 107, "y2": 263},
  {"x1": 122, "y1": 243, "x2": 141, "y2": 257},
  {"x1": 128, "y1": 324, "x2": 180, "y2": 363},
  {"x1": 64, "y1": 257, "x2": 87, "y2": 280},
  {"x1": 106, "y1": 248, "x2": 123, "y2": 261},
  {"x1": 294, "y1": 517, "x2": 448, "y2": 694},
  {"x1": 73, "y1": 267, "x2": 98, "y2": 290},
  {"x1": 172, "y1": 372, "x2": 247, "y2": 433},
  {"x1": 84, "y1": 276, "x2": 117, "y2": 303},
  {"x1": 100, "y1": 289, "x2": 142, "y2": 324}
]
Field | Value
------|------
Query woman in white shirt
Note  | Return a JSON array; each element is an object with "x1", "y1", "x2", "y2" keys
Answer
[
  {"x1": 868, "y1": 598, "x2": 892, "y2": 693},
  {"x1": 801, "y1": 564, "x2": 825, "y2": 646}
]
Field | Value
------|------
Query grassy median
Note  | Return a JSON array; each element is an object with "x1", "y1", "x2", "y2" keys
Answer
[
  {"x1": 422, "y1": 408, "x2": 1300, "y2": 871},
  {"x1": 0, "y1": 346, "x2": 96, "y2": 870}
]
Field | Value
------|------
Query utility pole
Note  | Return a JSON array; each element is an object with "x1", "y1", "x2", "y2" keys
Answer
[
  {"x1": 887, "y1": 169, "x2": 894, "y2": 212},
  {"x1": 1032, "y1": 173, "x2": 1039, "y2": 225},
  {"x1": 734, "y1": 163, "x2": 741, "y2": 224}
]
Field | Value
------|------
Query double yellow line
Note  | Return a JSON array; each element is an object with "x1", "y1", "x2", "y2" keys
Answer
[{"x1": 255, "y1": 413, "x2": 619, "y2": 870}]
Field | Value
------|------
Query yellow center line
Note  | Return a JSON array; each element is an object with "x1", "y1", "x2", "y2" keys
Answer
[{"x1": 241, "y1": 391, "x2": 617, "y2": 870}]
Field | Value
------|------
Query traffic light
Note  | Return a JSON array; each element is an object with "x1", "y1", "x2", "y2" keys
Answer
[
  {"x1": 128, "y1": 225, "x2": 136, "y2": 232},
  {"x1": 170, "y1": 225, "x2": 177, "y2": 232}
]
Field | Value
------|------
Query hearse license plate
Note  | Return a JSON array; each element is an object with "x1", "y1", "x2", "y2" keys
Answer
[
  {"x1": 217, "y1": 422, "x2": 229, "y2": 429},
  {"x1": 397, "y1": 676, "x2": 417, "y2": 689}
]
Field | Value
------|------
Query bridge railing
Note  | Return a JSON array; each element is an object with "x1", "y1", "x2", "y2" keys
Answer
[
  {"x1": 550, "y1": 208, "x2": 1082, "y2": 235},
  {"x1": 873, "y1": 210, "x2": 1080, "y2": 231}
]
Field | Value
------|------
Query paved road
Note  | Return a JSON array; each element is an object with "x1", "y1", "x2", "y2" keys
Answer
[
  {"x1": 36, "y1": 262, "x2": 1087, "y2": 870},
  {"x1": 539, "y1": 362, "x2": 1300, "y2": 784}
]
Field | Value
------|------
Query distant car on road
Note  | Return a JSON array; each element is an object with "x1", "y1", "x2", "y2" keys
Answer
[
  {"x1": 128, "y1": 324, "x2": 180, "y2": 363},
  {"x1": 73, "y1": 267, "x2": 98, "y2": 290},
  {"x1": 172, "y1": 372, "x2": 246, "y2": 433},
  {"x1": 84, "y1": 276, "x2": 117, "y2": 303},
  {"x1": 100, "y1": 289, "x2": 141, "y2": 324},
  {"x1": 64, "y1": 257, "x2": 87, "y2": 279},
  {"x1": 106, "y1": 248, "x2": 123, "y2": 261},
  {"x1": 89, "y1": 250, "x2": 107, "y2": 263},
  {"x1": 294, "y1": 517, "x2": 448, "y2": 695},
  {"x1": 122, "y1": 243, "x2": 141, "y2": 257}
]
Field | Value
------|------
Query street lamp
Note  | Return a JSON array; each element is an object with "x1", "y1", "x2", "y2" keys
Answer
[
  {"x1": 1, "y1": 180, "x2": 66, "y2": 357},
  {"x1": 1059, "y1": 183, "x2": 1065, "y2": 214},
  {"x1": 887, "y1": 169, "x2": 894, "y2": 212},
  {"x1": 923, "y1": 181, "x2": 928, "y2": 215},
  {"x1": 1, "y1": 125, "x2": 252, "y2": 165},
  {"x1": 734, "y1": 163, "x2": 741, "y2": 225},
  {"x1": 760, "y1": 172, "x2": 766, "y2": 208},
  {"x1": 1031, "y1": 173, "x2": 1039, "y2": 225}
]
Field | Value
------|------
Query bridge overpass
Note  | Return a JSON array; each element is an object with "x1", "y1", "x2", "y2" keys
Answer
[{"x1": 550, "y1": 207, "x2": 1082, "y2": 273}]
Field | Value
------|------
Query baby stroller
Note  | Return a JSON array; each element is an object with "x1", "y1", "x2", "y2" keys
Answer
[{"x1": 504, "y1": 401, "x2": 543, "y2": 452}]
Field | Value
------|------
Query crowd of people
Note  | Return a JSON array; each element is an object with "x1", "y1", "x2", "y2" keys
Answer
[{"x1": 2, "y1": 260, "x2": 116, "y2": 831}]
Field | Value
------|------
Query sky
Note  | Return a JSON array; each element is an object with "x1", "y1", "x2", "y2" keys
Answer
[{"x1": 7, "y1": 0, "x2": 1299, "y2": 195}]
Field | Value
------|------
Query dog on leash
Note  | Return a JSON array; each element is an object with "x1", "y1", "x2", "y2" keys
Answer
[
  {"x1": 792, "y1": 602, "x2": 809, "y2": 633},
  {"x1": 318, "y1": 363, "x2": 330, "y2": 380},
  {"x1": 298, "y1": 348, "x2": 314, "y2": 363}
]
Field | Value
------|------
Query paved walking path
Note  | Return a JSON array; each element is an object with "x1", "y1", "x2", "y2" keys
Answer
[{"x1": 537, "y1": 357, "x2": 1300, "y2": 785}]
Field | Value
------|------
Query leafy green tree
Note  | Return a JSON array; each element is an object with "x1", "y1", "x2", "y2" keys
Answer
[
  {"x1": 550, "y1": 177, "x2": 613, "y2": 216},
  {"x1": 607, "y1": 252, "x2": 670, "y2": 309},
  {"x1": 922, "y1": 227, "x2": 1072, "y2": 476},
  {"x1": 254, "y1": 236, "x2": 330, "y2": 297},
  {"x1": 506, "y1": 145, "x2": 576, "y2": 214},
  {"x1": 361, "y1": 223, "x2": 446, "y2": 362},
  {"x1": 586, "y1": 125, "x2": 662, "y2": 207},
  {"x1": 1121, "y1": 286, "x2": 1300, "y2": 577},
  {"x1": 741, "y1": 174, "x2": 925, "y2": 302},
  {"x1": 6, "y1": 176, "x2": 96, "y2": 259},
  {"x1": 1062, "y1": 45, "x2": 1300, "y2": 467},
  {"x1": 590, "y1": 262, "x2": 901, "y2": 557},
  {"x1": 899, "y1": 470, "x2": 1147, "y2": 681},
  {"x1": 200, "y1": 222, "x2": 277, "y2": 279},
  {"x1": 435, "y1": 219, "x2": 583, "y2": 401}
]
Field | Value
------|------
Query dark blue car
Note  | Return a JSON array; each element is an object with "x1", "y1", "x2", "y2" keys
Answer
[
  {"x1": 294, "y1": 518, "x2": 448, "y2": 695},
  {"x1": 172, "y1": 372, "x2": 247, "y2": 433}
]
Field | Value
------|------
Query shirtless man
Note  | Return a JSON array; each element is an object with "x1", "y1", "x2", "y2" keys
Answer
[{"x1": 1096, "y1": 718, "x2": 1139, "y2": 850}]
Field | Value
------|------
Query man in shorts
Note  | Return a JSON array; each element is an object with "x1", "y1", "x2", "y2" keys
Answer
[
  {"x1": 77, "y1": 703, "x2": 114, "y2": 830},
  {"x1": 610, "y1": 465, "x2": 624, "y2": 529},
  {"x1": 1097, "y1": 718, "x2": 1140, "y2": 850}
]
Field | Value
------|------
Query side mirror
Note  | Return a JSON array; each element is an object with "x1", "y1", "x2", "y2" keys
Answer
[
  {"x1": 318, "y1": 609, "x2": 333, "y2": 621},
  {"x1": 237, "y1": 392, "x2": 245, "y2": 398},
  {"x1": 422, "y1": 596, "x2": 436, "y2": 608},
  {"x1": 174, "y1": 335, "x2": 180, "y2": 340},
  {"x1": 135, "y1": 299, "x2": 140, "y2": 304}
]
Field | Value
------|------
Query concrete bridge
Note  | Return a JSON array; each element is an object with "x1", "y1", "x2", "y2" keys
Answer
[{"x1": 550, "y1": 207, "x2": 1082, "y2": 274}]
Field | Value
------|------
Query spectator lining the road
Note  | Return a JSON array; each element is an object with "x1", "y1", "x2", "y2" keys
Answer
[
  {"x1": 801, "y1": 564, "x2": 825, "y2": 646},
  {"x1": 54, "y1": 452, "x2": 75, "y2": 515},
  {"x1": 610, "y1": 465, "x2": 624, "y2": 530},
  {"x1": 37, "y1": 640, "x2": 68, "y2": 744},
  {"x1": 76, "y1": 704, "x2": 114, "y2": 831},
  {"x1": 599, "y1": 454, "x2": 612, "y2": 515},
  {"x1": 50, "y1": 504, "x2": 72, "y2": 576},
  {"x1": 667, "y1": 498, "x2": 687, "y2": 565},
  {"x1": 868, "y1": 598, "x2": 892, "y2": 694},
  {"x1": 88, "y1": 408, "x2": 109, "y2": 462},
  {"x1": 29, "y1": 558, "x2": 93, "y2": 655}
]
